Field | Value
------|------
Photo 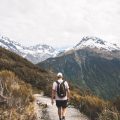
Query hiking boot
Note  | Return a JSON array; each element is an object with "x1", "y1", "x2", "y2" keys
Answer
[{"x1": 62, "y1": 116, "x2": 65, "y2": 120}]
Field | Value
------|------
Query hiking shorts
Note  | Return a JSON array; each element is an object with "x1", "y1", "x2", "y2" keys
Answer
[{"x1": 56, "y1": 100, "x2": 68, "y2": 108}]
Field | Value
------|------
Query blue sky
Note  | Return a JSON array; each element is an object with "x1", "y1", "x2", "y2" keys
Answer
[{"x1": 0, "y1": 0, "x2": 120, "y2": 49}]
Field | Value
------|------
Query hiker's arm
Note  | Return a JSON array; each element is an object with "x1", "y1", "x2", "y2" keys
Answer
[
  {"x1": 67, "y1": 88, "x2": 70, "y2": 101},
  {"x1": 66, "y1": 81, "x2": 70, "y2": 100},
  {"x1": 51, "y1": 89, "x2": 55, "y2": 105}
]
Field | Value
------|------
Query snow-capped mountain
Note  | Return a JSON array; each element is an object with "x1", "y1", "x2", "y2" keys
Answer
[
  {"x1": 0, "y1": 35, "x2": 58, "y2": 64},
  {"x1": 74, "y1": 36, "x2": 120, "y2": 51}
]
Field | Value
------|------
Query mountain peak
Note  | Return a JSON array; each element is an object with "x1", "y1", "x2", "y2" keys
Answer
[
  {"x1": 82, "y1": 36, "x2": 105, "y2": 44},
  {"x1": 75, "y1": 36, "x2": 120, "y2": 51},
  {"x1": 0, "y1": 35, "x2": 23, "y2": 52},
  {"x1": 29, "y1": 44, "x2": 55, "y2": 53}
]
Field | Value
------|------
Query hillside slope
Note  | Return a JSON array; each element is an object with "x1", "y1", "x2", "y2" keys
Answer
[{"x1": 0, "y1": 47, "x2": 56, "y2": 94}]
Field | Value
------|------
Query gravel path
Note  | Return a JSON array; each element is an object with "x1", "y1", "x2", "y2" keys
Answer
[{"x1": 34, "y1": 94, "x2": 89, "y2": 120}]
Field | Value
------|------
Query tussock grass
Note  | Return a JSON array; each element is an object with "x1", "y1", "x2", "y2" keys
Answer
[{"x1": 0, "y1": 70, "x2": 36, "y2": 120}]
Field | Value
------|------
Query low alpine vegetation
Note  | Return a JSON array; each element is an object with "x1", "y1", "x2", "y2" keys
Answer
[
  {"x1": 0, "y1": 70, "x2": 36, "y2": 120},
  {"x1": 70, "y1": 90, "x2": 120, "y2": 120}
]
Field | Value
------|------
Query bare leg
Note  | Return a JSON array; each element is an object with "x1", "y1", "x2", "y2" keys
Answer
[
  {"x1": 62, "y1": 107, "x2": 67, "y2": 119},
  {"x1": 58, "y1": 107, "x2": 62, "y2": 119}
]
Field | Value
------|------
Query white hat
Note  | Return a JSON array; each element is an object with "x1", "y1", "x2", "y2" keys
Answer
[{"x1": 57, "y1": 72, "x2": 63, "y2": 77}]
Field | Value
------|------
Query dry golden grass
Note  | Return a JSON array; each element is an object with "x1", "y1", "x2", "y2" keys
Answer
[
  {"x1": 98, "y1": 108, "x2": 120, "y2": 120},
  {"x1": 70, "y1": 90, "x2": 108, "y2": 120},
  {"x1": 0, "y1": 70, "x2": 36, "y2": 120}
]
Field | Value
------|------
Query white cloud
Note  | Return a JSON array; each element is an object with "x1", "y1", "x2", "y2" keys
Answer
[{"x1": 0, "y1": 0, "x2": 120, "y2": 48}]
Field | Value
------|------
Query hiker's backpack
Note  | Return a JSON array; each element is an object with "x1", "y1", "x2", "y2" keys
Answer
[{"x1": 56, "y1": 80, "x2": 66, "y2": 98}]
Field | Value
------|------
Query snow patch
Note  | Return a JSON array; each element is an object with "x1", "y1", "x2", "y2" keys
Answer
[{"x1": 75, "y1": 36, "x2": 120, "y2": 51}]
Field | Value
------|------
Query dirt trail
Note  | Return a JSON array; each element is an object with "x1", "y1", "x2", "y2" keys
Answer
[{"x1": 34, "y1": 94, "x2": 89, "y2": 120}]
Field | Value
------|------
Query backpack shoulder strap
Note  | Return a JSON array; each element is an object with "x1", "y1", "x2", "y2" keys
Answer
[
  {"x1": 56, "y1": 81, "x2": 60, "y2": 84},
  {"x1": 56, "y1": 80, "x2": 66, "y2": 84},
  {"x1": 62, "y1": 80, "x2": 66, "y2": 84}
]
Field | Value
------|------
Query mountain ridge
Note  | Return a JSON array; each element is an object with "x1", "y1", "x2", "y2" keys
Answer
[
  {"x1": 1, "y1": 35, "x2": 120, "y2": 64},
  {"x1": 0, "y1": 35, "x2": 58, "y2": 64}
]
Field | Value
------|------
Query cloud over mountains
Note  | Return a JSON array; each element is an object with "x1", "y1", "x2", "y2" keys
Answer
[{"x1": 0, "y1": 0, "x2": 120, "y2": 48}]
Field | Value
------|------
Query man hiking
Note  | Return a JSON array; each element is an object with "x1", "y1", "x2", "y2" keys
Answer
[{"x1": 51, "y1": 72, "x2": 70, "y2": 120}]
